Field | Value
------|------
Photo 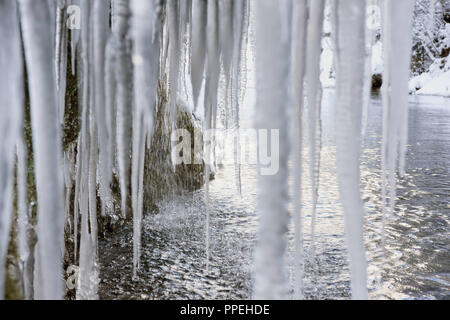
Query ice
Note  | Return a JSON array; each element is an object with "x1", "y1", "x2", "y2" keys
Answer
[
  {"x1": 253, "y1": 0, "x2": 292, "y2": 300},
  {"x1": 305, "y1": 0, "x2": 325, "y2": 256},
  {"x1": 0, "y1": 0, "x2": 23, "y2": 299},
  {"x1": 113, "y1": 0, "x2": 133, "y2": 219},
  {"x1": 191, "y1": 0, "x2": 207, "y2": 110},
  {"x1": 333, "y1": 0, "x2": 368, "y2": 300},
  {"x1": 290, "y1": 0, "x2": 308, "y2": 300},
  {"x1": 19, "y1": 0, "x2": 64, "y2": 300}
]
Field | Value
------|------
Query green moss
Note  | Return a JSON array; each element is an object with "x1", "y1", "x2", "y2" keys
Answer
[
  {"x1": 62, "y1": 30, "x2": 80, "y2": 152},
  {"x1": 141, "y1": 77, "x2": 205, "y2": 214}
]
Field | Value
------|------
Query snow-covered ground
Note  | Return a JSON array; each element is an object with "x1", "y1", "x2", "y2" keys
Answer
[
  {"x1": 320, "y1": 4, "x2": 450, "y2": 98},
  {"x1": 409, "y1": 56, "x2": 450, "y2": 97},
  {"x1": 321, "y1": 35, "x2": 450, "y2": 97}
]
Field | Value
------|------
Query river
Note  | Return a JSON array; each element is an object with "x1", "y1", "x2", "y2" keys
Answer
[{"x1": 98, "y1": 90, "x2": 450, "y2": 300}]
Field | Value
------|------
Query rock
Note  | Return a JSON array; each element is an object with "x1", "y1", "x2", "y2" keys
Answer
[{"x1": 371, "y1": 73, "x2": 383, "y2": 90}]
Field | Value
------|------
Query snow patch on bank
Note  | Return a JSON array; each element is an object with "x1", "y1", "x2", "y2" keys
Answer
[{"x1": 409, "y1": 57, "x2": 450, "y2": 97}]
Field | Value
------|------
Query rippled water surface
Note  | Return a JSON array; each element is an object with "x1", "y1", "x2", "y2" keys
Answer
[{"x1": 99, "y1": 91, "x2": 449, "y2": 300}]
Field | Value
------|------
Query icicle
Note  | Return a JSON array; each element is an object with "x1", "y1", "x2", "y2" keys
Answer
[
  {"x1": 391, "y1": 1, "x2": 414, "y2": 178},
  {"x1": 203, "y1": 0, "x2": 221, "y2": 272},
  {"x1": 48, "y1": 0, "x2": 57, "y2": 53},
  {"x1": 380, "y1": 0, "x2": 415, "y2": 221},
  {"x1": 334, "y1": 0, "x2": 368, "y2": 300},
  {"x1": 76, "y1": 82, "x2": 96, "y2": 300},
  {"x1": 113, "y1": 0, "x2": 133, "y2": 219},
  {"x1": 130, "y1": 0, "x2": 162, "y2": 277},
  {"x1": 131, "y1": 113, "x2": 146, "y2": 276},
  {"x1": 219, "y1": 0, "x2": 233, "y2": 82},
  {"x1": 180, "y1": 0, "x2": 192, "y2": 39},
  {"x1": 58, "y1": 12, "x2": 69, "y2": 125},
  {"x1": 105, "y1": 37, "x2": 117, "y2": 178},
  {"x1": 380, "y1": 0, "x2": 391, "y2": 252},
  {"x1": 362, "y1": 0, "x2": 375, "y2": 141},
  {"x1": 88, "y1": 109, "x2": 99, "y2": 296},
  {"x1": 76, "y1": 0, "x2": 100, "y2": 294},
  {"x1": 179, "y1": 0, "x2": 192, "y2": 102},
  {"x1": 291, "y1": 0, "x2": 308, "y2": 300},
  {"x1": 191, "y1": 0, "x2": 207, "y2": 110},
  {"x1": 93, "y1": 0, "x2": 112, "y2": 215},
  {"x1": 55, "y1": 0, "x2": 66, "y2": 93},
  {"x1": 167, "y1": 0, "x2": 181, "y2": 129},
  {"x1": 231, "y1": 0, "x2": 247, "y2": 196},
  {"x1": 237, "y1": 0, "x2": 250, "y2": 110},
  {"x1": 73, "y1": 136, "x2": 82, "y2": 262},
  {"x1": 19, "y1": 0, "x2": 64, "y2": 300},
  {"x1": 69, "y1": 0, "x2": 81, "y2": 76},
  {"x1": 253, "y1": 0, "x2": 292, "y2": 300},
  {"x1": 0, "y1": 0, "x2": 23, "y2": 299},
  {"x1": 76, "y1": 110, "x2": 99, "y2": 299},
  {"x1": 305, "y1": 0, "x2": 325, "y2": 256},
  {"x1": 76, "y1": 190, "x2": 99, "y2": 300}
]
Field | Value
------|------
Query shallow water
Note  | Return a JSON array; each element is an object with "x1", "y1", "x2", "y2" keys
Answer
[{"x1": 98, "y1": 91, "x2": 450, "y2": 300}]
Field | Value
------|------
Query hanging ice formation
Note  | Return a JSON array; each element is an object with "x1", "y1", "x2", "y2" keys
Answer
[
  {"x1": 0, "y1": 0, "x2": 23, "y2": 300},
  {"x1": 253, "y1": 0, "x2": 292, "y2": 300},
  {"x1": 379, "y1": 0, "x2": 415, "y2": 254},
  {"x1": 333, "y1": 0, "x2": 368, "y2": 300},
  {"x1": 231, "y1": 0, "x2": 250, "y2": 196},
  {"x1": 0, "y1": 0, "x2": 421, "y2": 301},
  {"x1": 19, "y1": 0, "x2": 64, "y2": 300},
  {"x1": 381, "y1": 0, "x2": 415, "y2": 213},
  {"x1": 114, "y1": 0, "x2": 133, "y2": 220},
  {"x1": 191, "y1": 0, "x2": 207, "y2": 111},
  {"x1": 305, "y1": 0, "x2": 325, "y2": 256},
  {"x1": 291, "y1": 0, "x2": 308, "y2": 300},
  {"x1": 130, "y1": 0, "x2": 162, "y2": 277}
]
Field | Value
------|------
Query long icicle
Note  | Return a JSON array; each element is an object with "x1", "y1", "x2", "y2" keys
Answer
[
  {"x1": 253, "y1": 0, "x2": 292, "y2": 300},
  {"x1": 167, "y1": 0, "x2": 181, "y2": 129},
  {"x1": 204, "y1": 0, "x2": 221, "y2": 273},
  {"x1": 93, "y1": 0, "x2": 112, "y2": 217},
  {"x1": 130, "y1": 0, "x2": 161, "y2": 277},
  {"x1": 291, "y1": 0, "x2": 308, "y2": 300},
  {"x1": 305, "y1": 0, "x2": 325, "y2": 258},
  {"x1": 76, "y1": 0, "x2": 99, "y2": 300},
  {"x1": 114, "y1": 0, "x2": 133, "y2": 219},
  {"x1": 334, "y1": 0, "x2": 368, "y2": 300},
  {"x1": 231, "y1": 0, "x2": 246, "y2": 196},
  {"x1": 362, "y1": 0, "x2": 375, "y2": 141},
  {"x1": 0, "y1": 0, "x2": 23, "y2": 299},
  {"x1": 191, "y1": 0, "x2": 207, "y2": 111},
  {"x1": 19, "y1": 0, "x2": 64, "y2": 300}
]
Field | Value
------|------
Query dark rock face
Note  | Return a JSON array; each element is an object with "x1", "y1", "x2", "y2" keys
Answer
[
  {"x1": 371, "y1": 73, "x2": 383, "y2": 90},
  {"x1": 444, "y1": 14, "x2": 450, "y2": 24}
]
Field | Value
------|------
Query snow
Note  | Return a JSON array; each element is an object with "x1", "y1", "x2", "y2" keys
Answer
[{"x1": 410, "y1": 56, "x2": 450, "y2": 96}]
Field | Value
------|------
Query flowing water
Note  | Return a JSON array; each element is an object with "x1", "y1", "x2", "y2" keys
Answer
[{"x1": 98, "y1": 90, "x2": 450, "y2": 300}]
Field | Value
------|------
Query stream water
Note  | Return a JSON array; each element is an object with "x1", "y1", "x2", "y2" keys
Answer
[{"x1": 98, "y1": 90, "x2": 450, "y2": 300}]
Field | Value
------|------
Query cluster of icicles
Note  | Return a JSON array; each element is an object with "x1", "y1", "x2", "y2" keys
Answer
[{"x1": 0, "y1": 0, "x2": 416, "y2": 300}]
